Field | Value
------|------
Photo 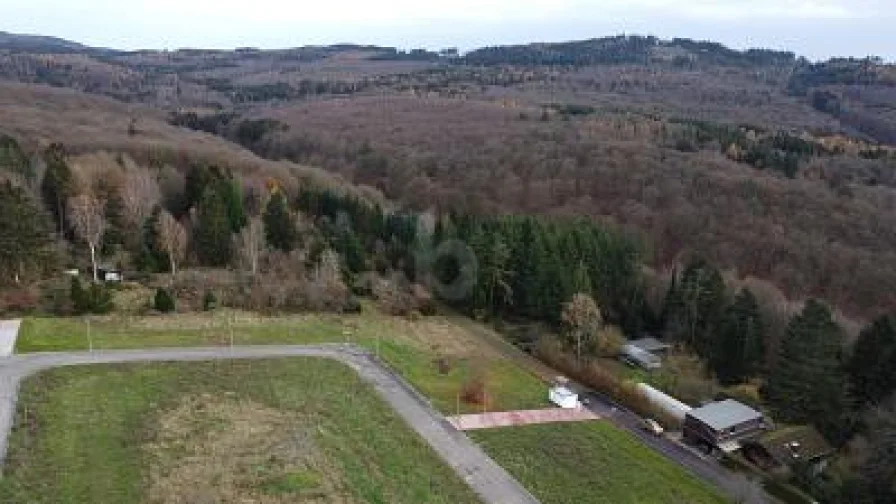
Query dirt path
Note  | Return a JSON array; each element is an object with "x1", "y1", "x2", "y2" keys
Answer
[{"x1": 0, "y1": 344, "x2": 539, "y2": 504}]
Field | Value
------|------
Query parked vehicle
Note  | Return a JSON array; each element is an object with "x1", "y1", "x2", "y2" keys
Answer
[{"x1": 642, "y1": 418, "x2": 664, "y2": 436}]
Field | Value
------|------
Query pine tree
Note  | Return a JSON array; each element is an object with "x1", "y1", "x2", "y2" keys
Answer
[
  {"x1": 509, "y1": 218, "x2": 547, "y2": 318},
  {"x1": 40, "y1": 143, "x2": 74, "y2": 236},
  {"x1": 0, "y1": 135, "x2": 33, "y2": 181},
  {"x1": 570, "y1": 260, "x2": 593, "y2": 297},
  {"x1": 220, "y1": 177, "x2": 247, "y2": 232},
  {"x1": 712, "y1": 288, "x2": 764, "y2": 385},
  {"x1": 666, "y1": 259, "x2": 726, "y2": 357},
  {"x1": 764, "y1": 299, "x2": 847, "y2": 439},
  {"x1": 263, "y1": 192, "x2": 297, "y2": 252},
  {"x1": 848, "y1": 315, "x2": 896, "y2": 408},
  {"x1": 136, "y1": 207, "x2": 170, "y2": 273},
  {"x1": 184, "y1": 165, "x2": 215, "y2": 210},
  {"x1": 0, "y1": 181, "x2": 54, "y2": 285},
  {"x1": 195, "y1": 187, "x2": 233, "y2": 266}
]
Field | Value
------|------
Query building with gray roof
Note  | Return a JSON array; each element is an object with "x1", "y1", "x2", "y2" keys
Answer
[{"x1": 683, "y1": 399, "x2": 769, "y2": 453}]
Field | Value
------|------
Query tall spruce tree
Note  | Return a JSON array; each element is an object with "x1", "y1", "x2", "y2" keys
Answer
[
  {"x1": 764, "y1": 299, "x2": 847, "y2": 440},
  {"x1": 136, "y1": 207, "x2": 169, "y2": 273},
  {"x1": 0, "y1": 135, "x2": 33, "y2": 181},
  {"x1": 0, "y1": 181, "x2": 54, "y2": 284},
  {"x1": 848, "y1": 315, "x2": 896, "y2": 408},
  {"x1": 220, "y1": 177, "x2": 247, "y2": 232},
  {"x1": 195, "y1": 187, "x2": 232, "y2": 266},
  {"x1": 665, "y1": 259, "x2": 726, "y2": 357},
  {"x1": 712, "y1": 288, "x2": 764, "y2": 385},
  {"x1": 40, "y1": 143, "x2": 74, "y2": 236},
  {"x1": 263, "y1": 192, "x2": 297, "y2": 252}
]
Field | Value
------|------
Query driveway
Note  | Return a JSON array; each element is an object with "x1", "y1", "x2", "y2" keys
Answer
[
  {"x1": 0, "y1": 319, "x2": 20, "y2": 357},
  {"x1": 0, "y1": 345, "x2": 540, "y2": 504}
]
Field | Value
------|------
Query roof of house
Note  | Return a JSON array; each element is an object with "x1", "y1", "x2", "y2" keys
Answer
[
  {"x1": 757, "y1": 426, "x2": 834, "y2": 465},
  {"x1": 621, "y1": 344, "x2": 661, "y2": 367},
  {"x1": 629, "y1": 337, "x2": 671, "y2": 353},
  {"x1": 686, "y1": 399, "x2": 764, "y2": 431}
]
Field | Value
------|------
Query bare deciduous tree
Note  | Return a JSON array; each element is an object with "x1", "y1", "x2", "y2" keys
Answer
[
  {"x1": 234, "y1": 217, "x2": 265, "y2": 276},
  {"x1": 120, "y1": 169, "x2": 160, "y2": 229},
  {"x1": 308, "y1": 249, "x2": 348, "y2": 310},
  {"x1": 67, "y1": 194, "x2": 106, "y2": 282},
  {"x1": 156, "y1": 210, "x2": 187, "y2": 278},
  {"x1": 561, "y1": 292, "x2": 603, "y2": 361}
]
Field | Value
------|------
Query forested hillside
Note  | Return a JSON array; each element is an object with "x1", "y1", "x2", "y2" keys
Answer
[{"x1": 2, "y1": 32, "x2": 896, "y2": 503}]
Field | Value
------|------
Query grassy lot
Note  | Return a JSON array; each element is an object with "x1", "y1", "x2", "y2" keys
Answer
[
  {"x1": 0, "y1": 359, "x2": 482, "y2": 504},
  {"x1": 470, "y1": 423, "x2": 728, "y2": 504},
  {"x1": 16, "y1": 310, "x2": 548, "y2": 415}
]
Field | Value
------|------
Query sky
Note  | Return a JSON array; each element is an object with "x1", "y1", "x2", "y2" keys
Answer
[{"x1": 2, "y1": 0, "x2": 893, "y2": 61}]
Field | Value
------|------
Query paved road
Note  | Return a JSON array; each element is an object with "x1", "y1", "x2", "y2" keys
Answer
[
  {"x1": 0, "y1": 345, "x2": 539, "y2": 504},
  {"x1": 0, "y1": 320, "x2": 20, "y2": 357}
]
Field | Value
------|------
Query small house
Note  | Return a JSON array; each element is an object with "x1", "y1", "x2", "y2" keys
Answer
[
  {"x1": 683, "y1": 399, "x2": 768, "y2": 453},
  {"x1": 97, "y1": 265, "x2": 122, "y2": 283},
  {"x1": 620, "y1": 343, "x2": 662, "y2": 370},
  {"x1": 743, "y1": 426, "x2": 834, "y2": 476},
  {"x1": 629, "y1": 337, "x2": 671, "y2": 356}
]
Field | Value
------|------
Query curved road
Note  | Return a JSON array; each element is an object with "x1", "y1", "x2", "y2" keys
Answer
[{"x1": 0, "y1": 344, "x2": 539, "y2": 504}]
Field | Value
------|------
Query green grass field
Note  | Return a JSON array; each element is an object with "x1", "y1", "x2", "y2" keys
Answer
[
  {"x1": 0, "y1": 359, "x2": 482, "y2": 504},
  {"x1": 15, "y1": 312, "x2": 548, "y2": 415},
  {"x1": 13, "y1": 313, "x2": 729, "y2": 503},
  {"x1": 470, "y1": 423, "x2": 728, "y2": 504}
]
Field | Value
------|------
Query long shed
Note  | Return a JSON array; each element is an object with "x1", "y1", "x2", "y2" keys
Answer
[{"x1": 636, "y1": 383, "x2": 692, "y2": 423}]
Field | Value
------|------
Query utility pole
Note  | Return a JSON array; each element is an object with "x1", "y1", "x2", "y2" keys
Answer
[{"x1": 86, "y1": 317, "x2": 92, "y2": 353}]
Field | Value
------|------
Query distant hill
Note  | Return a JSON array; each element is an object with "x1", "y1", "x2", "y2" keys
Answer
[
  {"x1": 0, "y1": 31, "x2": 96, "y2": 53},
  {"x1": 463, "y1": 35, "x2": 797, "y2": 68}
]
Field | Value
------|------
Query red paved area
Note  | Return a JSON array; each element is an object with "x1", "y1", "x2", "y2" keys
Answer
[{"x1": 448, "y1": 407, "x2": 600, "y2": 431}]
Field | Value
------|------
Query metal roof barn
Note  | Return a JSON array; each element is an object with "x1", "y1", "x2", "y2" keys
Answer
[
  {"x1": 620, "y1": 343, "x2": 662, "y2": 369},
  {"x1": 629, "y1": 337, "x2": 671, "y2": 354}
]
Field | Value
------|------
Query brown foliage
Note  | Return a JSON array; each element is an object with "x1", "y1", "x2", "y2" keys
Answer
[
  {"x1": 156, "y1": 210, "x2": 188, "y2": 277},
  {"x1": 0, "y1": 287, "x2": 39, "y2": 314},
  {"x1": 259, "y1": 95, "x2": 896, "y2": 317},
  {"x1": 460, "y1": 361, "x2": 489, "y2": 407},
  {"x1": 535, "y1": 339, "x2": 679, "y2": 428}
]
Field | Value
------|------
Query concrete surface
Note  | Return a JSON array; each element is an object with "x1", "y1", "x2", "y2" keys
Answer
[
  {"x1": 448, "y1": 407, "x2": 600, "y2": 431},
  {"x1": 0, "y1": 320, "x2": 20, "y2": 358}
]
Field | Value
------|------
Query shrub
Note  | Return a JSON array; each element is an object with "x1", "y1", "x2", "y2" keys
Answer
[
  {"x1": 154, "y1": 288, "x2": 176, "y2": 313},
  {"x1": 71, "y1": 277, "x2": 88, "y2": 314},
  {"x1": 203, "y1": 290, "x2": 218, "y2": 311},
  {"x1": 342, "y1": 295, "x2": 362, "y2": 314},
  {"x1": 87, "y1": 283, "x2": 114, "y2": 315},
  {"x1": 71, "y1": 278, "x2": 114, "y2": 315},
  {"x1": 0, "y1": 287, "x2": 39, "y2": 315},
  {"x1": 461, "y1": 361, "x2": 489, "y2": 406}
]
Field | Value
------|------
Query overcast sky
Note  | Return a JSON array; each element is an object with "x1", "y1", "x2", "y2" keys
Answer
[{"x1": 2, "y1": 0, "x2": 893, "y2": 61}]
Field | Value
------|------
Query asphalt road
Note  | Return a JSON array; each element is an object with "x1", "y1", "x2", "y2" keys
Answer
[
  {"x1": 0, "y1": 319, "x2": 20, "y2": 357},
  {"x1": 0, "y1": 345, "x2": 540, "y2": 504}
]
